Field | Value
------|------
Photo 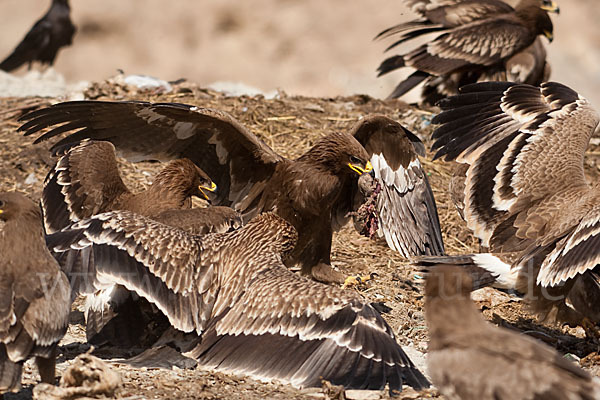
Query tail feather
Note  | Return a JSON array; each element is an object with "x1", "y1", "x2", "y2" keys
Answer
[
  {"x1": 413, "y1": 253, "x2": 517, "y2": 290},
  {"x1": 377, "y1": 55, "x2": 406, "y2": 77},
  {"x1": 387, "y1": 71, "x2": 430, "y2": 99}
]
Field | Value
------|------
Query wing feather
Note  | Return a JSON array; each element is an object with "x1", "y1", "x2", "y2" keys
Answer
[
  {"x1": 351, "y1": 115, "x2": 444, "y2": 257},
  {"x1": 47, "y1": 210, "x2": 216, "y2": 333},
  {"x1": 19, "y1": 101, "x2": 282, "y2": 209}
]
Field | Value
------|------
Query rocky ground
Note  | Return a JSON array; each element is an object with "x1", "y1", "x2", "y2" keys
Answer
[{"x1": 2, "y1": 77, "x2": 600, "y2": 399}]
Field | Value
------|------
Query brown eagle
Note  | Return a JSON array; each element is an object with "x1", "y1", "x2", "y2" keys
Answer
[
  {"x1": 376, "y1": 0, "x2": 558, "y2": 101},
  {"x1": 47, "y1": 211, "x2": 430, "y2": 393},
  {"x1": 42, "y1": 139, "x2": 242, "y2": 347},
  {"x1": 414, "y1": 81, "x2": 600, "y2": 325},
  {"x1": 426, "y1": 266, "x2": 600, "y2": 400},
  {"x1": 19, "y1": 102, "x2": 444, "y2": 283},
  {"x1": 0, "y1": 192, "x2": 71, "y2": 395},
  {"x1": 0, "y1": 0, "x2": 76, "y2": 72}
]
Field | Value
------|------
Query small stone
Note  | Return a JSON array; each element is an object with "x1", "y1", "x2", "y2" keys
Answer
[{"x1": 345, "y1": 389, "x2": 383, "y2": 399}]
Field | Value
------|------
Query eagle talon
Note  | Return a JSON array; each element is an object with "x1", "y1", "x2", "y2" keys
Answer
[{"x1": 342, "y1": 273, "x2": 378, "y2": 288}]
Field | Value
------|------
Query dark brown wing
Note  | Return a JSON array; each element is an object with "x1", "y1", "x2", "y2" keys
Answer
[
  {"x1": 48, "y1": 210, "x2": 429, "y2": 391},
  {"x1": 19, "y1": 101, "x2": 283, "y2": 209},
  {"x1": 192, "y1": 266, "x2": 429, "y2": 392},
  {"x1": 47, "y1": 210, "x2": 218, "y2": 334},
  {"x1": 42, "y1": 140, "x2": 130, "y2": 234},
  {"x1": 377, "y1": 0, "x2": 513, "y2": 45},
  {"x1": 404, "y1": 0, "x2": 512, "y2": 23},
  {"x1": 350, "y1": 115, "x2": 444, "y2": 257},
  {"x1": 420, "y1": 38, "x2": 550, "y2": 105},
  {"x1": 432, "y1": 82, "x2": 600, "y2": 249},
  {"x1": 537, "y1": 206, "x2": 600, "y2": 287},
  {"x1": 407, "y1": 17, "x2": 535, "y2": 76}
]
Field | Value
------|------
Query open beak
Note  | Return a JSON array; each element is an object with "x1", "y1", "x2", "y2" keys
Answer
[
  {"x1": 348, "y1": 161, "x2": 373, "y2": 176},
  {"x1": 541, "y1": 1, "x2": 559, "y2": 14},
  {"x1": 543, "y1": 30, "x2": 554, "y2": 42},
  {"x1": 198, "y1": 181, "x2": 217, "y2": 201}
]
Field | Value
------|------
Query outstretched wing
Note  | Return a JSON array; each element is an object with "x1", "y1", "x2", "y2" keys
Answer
[
  {"x1": 377, "y1": 0, "x2": 513, "y2": 44},
  {"x1": 47, "y1": 210, "x2": 218, "y2": 334},
  {"x1": 190, "y1": 257, "x2": 429, "y2": 392},
  {"x1": 42, "y1": 140, "x2": 130, "y2": 234},
  {"x1": 404, "y1": 0, "x2": 512, "y2": 23},
  {"x1": 19, "y1": 101, "x2": 283, "y2": 209},
  {"x1": 432, "y1": 82, "x2": 600, "y2": 251},
  {"x1": 350, "y1": 115, "x2": 444, "y2": 257}
]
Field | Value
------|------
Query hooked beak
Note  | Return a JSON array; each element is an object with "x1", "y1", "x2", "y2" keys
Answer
[
  {"x1": 348, "y1": 161, "x2": 373, "y2": 176},
  {"x1": 541, "y1": 1, "x2": 560, "y2": 14},
  {"x1": 543, "y1": 30, "x2": 554, "y2": 42},
  {"x1": 198, "y1": 181, "x2": 217, "y2": 201}
]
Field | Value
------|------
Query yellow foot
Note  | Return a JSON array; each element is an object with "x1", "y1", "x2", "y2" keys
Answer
[{"x1": 342, "y1": 273, "x2": 378, "y2": 288}]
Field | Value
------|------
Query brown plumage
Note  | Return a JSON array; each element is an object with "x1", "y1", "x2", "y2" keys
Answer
[
  {"x1": 47, "y1": 211, "x2": 430, "y2": 392},
  {"x1": 42, "y1": 139, "x2": 216, "y2": 234},
  {"x1": 43, "y1": 140, "x2": 223, "y2": 347},
  {"x1": 0, "y1": 0, "x2": 76, "y2": 72},
  {"x1": 420, "y1": 37, "x2": 551, "y2": 105},
  {"x1": 415, "y1": 81, "x2": 600, "y2": 325},
  {"x1": 376, "y1": 0, "x2": 558, "y2": 101},
  {"x1": 0, "y1": 192, "x2": 70, "y2": 395},
  {"x1": 426, "y1": 267, "x2": 600, "y2": 400},
  {"x1": 19, "y1": 102, "x2": 445, "y2": 283},
  {"x1": 348, "y1": 115, "x2": 444, "y2": 257}
]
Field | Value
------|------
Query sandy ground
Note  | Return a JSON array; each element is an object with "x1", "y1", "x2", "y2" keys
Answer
[
  {"x1": 0, "y1": 0, "x2": 599, "y2": 104},
  {"x1": 1, "y1": 78, "x2": 600, "y2": 399}
]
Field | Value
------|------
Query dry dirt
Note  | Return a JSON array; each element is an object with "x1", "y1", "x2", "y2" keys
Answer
[{"x1": 2, "y1": 79, "x2": 600, "y2": 399}]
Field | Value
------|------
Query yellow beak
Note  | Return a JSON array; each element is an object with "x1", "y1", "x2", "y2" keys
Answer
[
  {"x1": 541, "y1": 1, "x2": 559, "y2": 13},
  {"x1": 348, "y1": 160, "x2": 373, "y2": 175},
  {"x1": 543, "y1": 30, "x2": 553, "y2": 42},
  {"x1": 0, "y1": 209, "x2": 3, "y2": 214},
  {"x1": 198, "y1": 181, "x2": 217, "y2": 200}
]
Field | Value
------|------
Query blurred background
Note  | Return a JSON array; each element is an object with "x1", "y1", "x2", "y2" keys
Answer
[{"x1": 0, "y1": 0, "x2": 599, "y2": 104}]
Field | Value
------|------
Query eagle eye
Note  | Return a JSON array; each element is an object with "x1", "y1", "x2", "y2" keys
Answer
[{"x1": 349, "y1": 156, "x2": 362, "y2": 165}]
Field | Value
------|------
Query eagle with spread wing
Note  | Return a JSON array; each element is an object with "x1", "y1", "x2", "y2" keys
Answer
[
  {"x1": 376, "y1": 0, "x2": 558, "y2": 101},
  {"x1": 414, "y1": 81, "x2": 600, "y2": 325},
  {"x1": 47, "y1": 211, "x2": 430, "y2": 392},
  {"x1": 19, "y1": 102, "x2": 444, "y2": 283}
]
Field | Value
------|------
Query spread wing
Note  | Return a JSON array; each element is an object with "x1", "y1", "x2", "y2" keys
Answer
[
  {"x1": 405, "y1": 17, "x2": 534, "y2": 76},
  {"x1": 192, "y1": 266, "x2": 429, "y2": 392},
  {"x1": 350, "y1": 115, "x2": 444, "y2": 257},
  {"x1": 42, "y1": 140, "x2": 130, "y2": 234},
  {"x1": 47, "y1": 210, "x2": 429, "y2": 391},
  {"x1": 47, "y1": 210, "x2": 218, "y2": 334},
  {"x1": 377, "y1": 0, "x2": 513, "y2": 45},
  {"x1": 19, "y1": 101, "x2": 283, "y2": 209},
  {"x1": 432, "y1": 81, "x2": 600, "y2": 285},
  {"x1": 404, "y1": 0, "x2": 512, "y2": 22}
]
